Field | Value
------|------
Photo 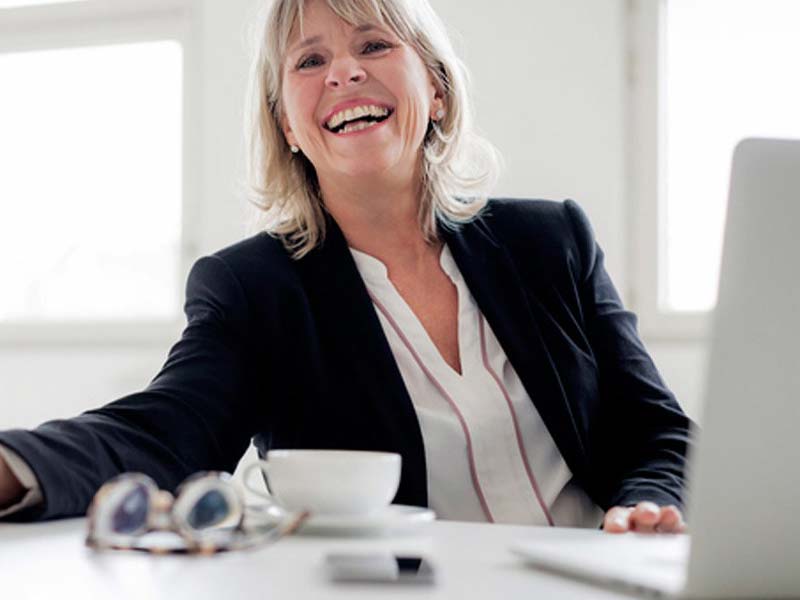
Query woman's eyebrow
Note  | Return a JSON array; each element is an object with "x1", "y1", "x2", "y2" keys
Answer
[
  {"x1": 353, "y1": 24, "x2": 383, "y2": 34},
  {"x1": 288, "y1": 35, "x2": 323, "y2": 55},
  {"x1": 353, "y1": 24, "x2": 396, "y2": 38}
]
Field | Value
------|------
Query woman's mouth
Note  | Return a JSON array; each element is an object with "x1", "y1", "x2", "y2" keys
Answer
[{"x1": 323, "y1": 106, "x2": 394, "y2": 137}]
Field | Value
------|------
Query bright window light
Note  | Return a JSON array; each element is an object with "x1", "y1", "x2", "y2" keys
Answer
[
  {"x1": 0, "y1": 41, "x2": 183, "y2": 321},
  {"x1": 663, "y1": 0, "x2": 800, "y2": 312},
  {"x1": 0, "y1": 0, "x2": 84, "y2": 7}
]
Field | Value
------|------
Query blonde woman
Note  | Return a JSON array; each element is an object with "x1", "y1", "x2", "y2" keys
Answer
[{"x1": 0, "y1": 0, "x2": 692, "y2": 533}]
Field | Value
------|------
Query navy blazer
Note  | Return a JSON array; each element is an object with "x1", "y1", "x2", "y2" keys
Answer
[{"x1": 0, "y1": 199, "x2": 694, "y2": 521}]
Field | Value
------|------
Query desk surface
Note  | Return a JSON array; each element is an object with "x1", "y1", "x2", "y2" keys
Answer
[{"x1": 1, "y1": 518, "x2": 645, "y2": 599}]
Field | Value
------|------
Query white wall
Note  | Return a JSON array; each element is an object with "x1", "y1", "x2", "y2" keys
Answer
[
  {"x1": 0, "y1": 0, "x2": 705, "y2": 461},
  {"x1": 436, "y1": 0, "x2": 629, "y2": 287}
]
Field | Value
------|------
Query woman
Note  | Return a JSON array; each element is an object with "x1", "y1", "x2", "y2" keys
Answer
[{"x1": 0, "y1": 0, "x2": 692, "y2": 533}]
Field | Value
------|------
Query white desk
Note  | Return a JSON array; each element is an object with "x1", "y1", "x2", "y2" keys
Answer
[{"x1": 1, "y1": 518, "x2": 644, "y2": 599}]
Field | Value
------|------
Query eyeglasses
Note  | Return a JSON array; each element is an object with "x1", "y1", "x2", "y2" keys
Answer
[{"x1": 85, "y1": 471, "x2": 308, "y2": 554}]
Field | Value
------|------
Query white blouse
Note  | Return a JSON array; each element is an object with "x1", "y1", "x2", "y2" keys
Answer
[{"x1": 350, "y1": 244, "x2": 602, "y2": 527}]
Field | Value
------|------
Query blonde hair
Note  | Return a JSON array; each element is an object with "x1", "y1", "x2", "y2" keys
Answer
[{"x1": 245, "y1": 0, "x2": 502, "y2": 258}]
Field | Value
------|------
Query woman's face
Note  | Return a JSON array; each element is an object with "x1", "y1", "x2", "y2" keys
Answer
[{"x1": 280, "y1": 0, "x2": 443, "y2": 184}]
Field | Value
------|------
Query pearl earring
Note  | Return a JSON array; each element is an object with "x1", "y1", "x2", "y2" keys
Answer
[
  {"x1": 434, "y1": 108, "x2": 445, "y2": 120},
  {"x1": 290, "y1": 145, "x2": 299, "y2": 154}
]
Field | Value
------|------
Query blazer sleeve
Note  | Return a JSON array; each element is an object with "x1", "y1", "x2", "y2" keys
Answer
[
  {"x1": 0, "y1": 255, "x2": 259, "y2": 521},
  {"x1": 563, "y1": 199, "x2": 696, "y2": 512}
]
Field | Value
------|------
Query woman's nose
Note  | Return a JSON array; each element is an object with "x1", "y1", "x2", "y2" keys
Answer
[{"x1": 325, "y1": 57, "x2": 366, "y2": 88}]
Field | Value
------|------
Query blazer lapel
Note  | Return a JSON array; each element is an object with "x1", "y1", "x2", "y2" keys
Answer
[
  {"x1": 294, "y1": 214, "x2": 428, "y2": 506},
  {"x1": 292, "y1": 208, "x2": 587, "y2": 500},
  {"x1": 442, "y1": 217, "x2": 588, "y2": 474}
]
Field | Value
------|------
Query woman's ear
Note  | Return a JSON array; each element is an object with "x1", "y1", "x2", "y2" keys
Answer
[
  {"x1": 430, "y1": 88, "x2": 445, "y2": 120},
  {"x1": 428, "y1": 73, "x2": 446, "y2": 118},
  {"x1": 432, "y1": 95, "x2": 444, "y2": 116},
  {"x1": 281, "y1": 114, "x2": 299, "y2": 149}
]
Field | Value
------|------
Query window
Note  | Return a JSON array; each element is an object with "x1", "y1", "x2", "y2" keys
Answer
[
  {"x1": 0, "y1": 0, "x2": 84, "y2": 7},
  {"x1": 0, "y1": 0, "x2": 197, "y2": 342},
  {"x1": 0, "y1": 41, "x2": 183, "y2": 321},
  {"x1": 628, "y1": 0, "x2": 800, "y2": 336}
]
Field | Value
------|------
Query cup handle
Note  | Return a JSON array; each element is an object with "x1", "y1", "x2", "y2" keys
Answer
[{"x1": 243, "y1": 460, "x2": 275, "y2": 502}]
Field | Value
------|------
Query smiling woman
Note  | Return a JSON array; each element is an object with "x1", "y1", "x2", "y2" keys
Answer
[
  {"x1": 0, "y1": 0, "x2": 693, "y2": 536},
  {"x1": 245, "y1": 0, "x2": 500, "y2": 257}
]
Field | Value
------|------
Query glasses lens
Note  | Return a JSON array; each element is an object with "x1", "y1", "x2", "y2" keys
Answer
[
  {"x1": 187, "y1": 489, "x2": 231, "y2": 530},
  {"x1": 111, "y1": 482, "x2": 150, "y2": 534}
]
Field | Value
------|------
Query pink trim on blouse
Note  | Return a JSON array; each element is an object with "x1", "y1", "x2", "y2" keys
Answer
[
  {"x1": 368, "y1": 292, "x2": 496, "y2": 523},
  {"x1": 478, "y1": 315, "x2": 555, "y2": 526}
]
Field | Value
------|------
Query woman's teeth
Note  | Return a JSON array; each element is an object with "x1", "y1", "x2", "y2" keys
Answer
[
  {"x1": 339, "y1": 120, "x2": 382, "y2": 134},
  {"x1": 326, "y1": 105, "x2": 390, "y2": 130}
]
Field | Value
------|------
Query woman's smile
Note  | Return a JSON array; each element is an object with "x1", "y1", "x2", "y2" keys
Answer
[
  {"x1": 320, "y1": 97, "x2": 396, "y2": 137},
  {"x1": 327, "y1": 112, "x2": 391, "y2": 136}
]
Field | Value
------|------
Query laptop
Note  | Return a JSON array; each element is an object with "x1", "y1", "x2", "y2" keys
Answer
[{"x1": 512, "y1": 138, "x2": 800, "y2": 598}]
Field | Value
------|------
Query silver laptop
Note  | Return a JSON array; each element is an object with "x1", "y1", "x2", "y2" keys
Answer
[{"x1": 512, "y1": 138, "x2": 800, "y2": 598}]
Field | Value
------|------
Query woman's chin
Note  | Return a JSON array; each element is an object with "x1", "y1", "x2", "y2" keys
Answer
[{"x1": 322, "y1": 155, "x2": 401, "y2": 180}]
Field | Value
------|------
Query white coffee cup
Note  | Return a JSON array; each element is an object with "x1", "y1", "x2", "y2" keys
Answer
[{"x1": 243, "y1": 450, "x2": 402, "y2": 516}]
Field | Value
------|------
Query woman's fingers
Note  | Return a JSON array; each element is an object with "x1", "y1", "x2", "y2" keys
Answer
[
  {"x1": 602, "y1": 506, "x2": 634, "y2": 533},
  {"x1": 654, "y1": 505, "x2": 687, "y2": 533},
  {"x1": 603, "y1": 503, "x2": 687, "y2": 534},
  {"x1": 630, "y1": 501, "x2": 661, "y2": 533}
]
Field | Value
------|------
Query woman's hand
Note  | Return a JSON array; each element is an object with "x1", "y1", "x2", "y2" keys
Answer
[
  {"x1": 602, "y1": 501, "x2": 686, "y2": 533},
  {"x1": 0, "y1": 456, "x2": 25, "y2": 508}
]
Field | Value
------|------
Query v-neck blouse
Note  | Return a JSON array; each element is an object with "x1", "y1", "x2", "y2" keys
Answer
[{"x1": 350, "y1": 244, "x2": 602, "y2": 527}]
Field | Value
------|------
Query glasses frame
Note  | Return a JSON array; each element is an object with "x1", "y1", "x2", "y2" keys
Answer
[{"x1": 85, "y1": 471, "x2": 308, "y2": 555}]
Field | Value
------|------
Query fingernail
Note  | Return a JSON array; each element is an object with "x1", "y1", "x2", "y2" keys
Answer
[
  {"x1": 640, "y1": 505, "x2": 656, "y2": 515},
  {"x1": 613, "y1": 516, "x2": 627, "y2": 528}
]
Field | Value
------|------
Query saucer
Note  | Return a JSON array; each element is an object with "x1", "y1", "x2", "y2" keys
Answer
[{"x1": 295, "y1": 505, "x2": 435, "y2": 536}]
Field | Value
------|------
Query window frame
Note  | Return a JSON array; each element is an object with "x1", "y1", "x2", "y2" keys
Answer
[
  {"x1": 626, "y1": 0, "x2": 711, "y2": 341},
  {"x1": 0, "y1": 0, "x2": 201, "y2": 345}
]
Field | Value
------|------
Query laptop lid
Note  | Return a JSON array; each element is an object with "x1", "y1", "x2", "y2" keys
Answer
[
  {"x1": 683, "y1": 138, "x2": 800, "y2": 598},
  {"x1": 512, "y1": 139, "x2": 800, "y2": 598}
]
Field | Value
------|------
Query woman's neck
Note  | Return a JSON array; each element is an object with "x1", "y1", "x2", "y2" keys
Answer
[{"x1": 318, "y1": 170, "x2": 439, "y2": 271}]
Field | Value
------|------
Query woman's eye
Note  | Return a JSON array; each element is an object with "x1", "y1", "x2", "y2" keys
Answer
[
  {"x1": 297, "y1": 54, "x2": 324, "y2": 70},
  {"x1": 362, "y1": 40, "x2": 391, "y2": 54},
  {"x1": 295, "y1": 41, "x2": 391, "y2": 69}
]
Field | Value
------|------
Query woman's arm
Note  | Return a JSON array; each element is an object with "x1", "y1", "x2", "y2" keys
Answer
[
  {"x1": 0, "y1": 254, "x2": 263, "y2": 521},
  {"x1": 562, "y1": 199, "x2": 696, "y2": 516}
]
